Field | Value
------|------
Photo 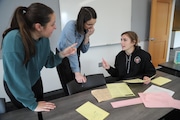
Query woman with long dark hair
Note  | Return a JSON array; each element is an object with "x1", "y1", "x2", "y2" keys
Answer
[
  {"x1": 2, "y1": 3, "x2": 76, "y2": 112},
  {"x1": 56, "y1": 6, "x2": 97, "y2": 95}
]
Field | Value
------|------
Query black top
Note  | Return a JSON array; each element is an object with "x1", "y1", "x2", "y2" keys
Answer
[{"x1": 107, "y1": 46, "x2": 156, "y2": 80}]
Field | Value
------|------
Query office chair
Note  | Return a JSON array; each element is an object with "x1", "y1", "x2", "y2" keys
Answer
[
  {"x1": 66, "y1": 73, "x2": 106, "y2": 95},
  {"x1": 0, "y1": 98, "x2": 6, "y2": 114}
]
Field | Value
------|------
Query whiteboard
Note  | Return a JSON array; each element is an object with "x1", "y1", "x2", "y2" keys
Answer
[{"x1": 59, "y1": 0, "x2": 132, "y2": 47}]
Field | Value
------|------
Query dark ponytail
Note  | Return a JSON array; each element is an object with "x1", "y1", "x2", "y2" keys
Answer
[{"x1": 2, "y1": 3, "x2": 54, "y2": 64}]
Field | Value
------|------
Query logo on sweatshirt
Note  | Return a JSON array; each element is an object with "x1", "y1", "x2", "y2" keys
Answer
[{"x1": 134, "y1": 56, "x2": 141, "y2": 64}]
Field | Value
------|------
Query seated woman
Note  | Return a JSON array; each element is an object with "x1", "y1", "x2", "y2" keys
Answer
[{"x1": 102, "y1": 31, "x2": 156, "y2": 84}]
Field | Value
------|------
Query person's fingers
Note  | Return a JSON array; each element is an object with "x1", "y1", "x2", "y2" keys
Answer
[
  {"x1": 82, "y1": 76, "x2": 87, "y2": 83},
  {"x1": 44, "y1": 104, "x2": 56, "y2": 110},
  {"x1": 70, "y1": 43, "x2": 77, "y2": 48},
  {"x1": 144, "y1": 79, "x2": 150, "y2": 85},
  {"x1": 34, "y1": 101, "x2": 56, "y2": 112}
]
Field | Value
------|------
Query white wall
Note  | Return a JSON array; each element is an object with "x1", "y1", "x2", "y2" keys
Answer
[
  {"x1": 170, "y1": 31, "x2": 180, "y2": 48},
  {"x1": 0, "y1": 61, "x2": 7, "y2": 100}
]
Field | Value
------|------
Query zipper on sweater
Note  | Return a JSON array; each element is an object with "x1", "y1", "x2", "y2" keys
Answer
[{"x1": 126, "y1": 54, "x2": 131, "y2": 73}]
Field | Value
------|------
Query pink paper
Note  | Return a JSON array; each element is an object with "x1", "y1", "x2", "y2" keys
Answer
[
  {"x1": 171, "y1": 99, "x2": 180, "y2": 109},
  {"x1": 138, "y1": 92, "x2": 180, "y2": 109},
  {"x1": 111, "y1": 98, "x2": 142, "y2": 108},
  {"x1": 111, "y1": 92, "x2": 180, "y2": 109}
]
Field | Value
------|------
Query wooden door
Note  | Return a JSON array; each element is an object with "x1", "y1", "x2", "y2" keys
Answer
[{"x1": 148, "y1": 0, "x2": 173, "y2": 67}]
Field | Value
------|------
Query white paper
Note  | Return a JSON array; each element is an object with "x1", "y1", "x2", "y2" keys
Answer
[{"x1": 144, "y1": 85, "x2": 175, "y2": 96}]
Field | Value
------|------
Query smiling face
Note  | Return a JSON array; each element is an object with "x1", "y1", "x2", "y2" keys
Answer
[{"x1": 120, "y1": 34, "x2": 136, "y2": 54}]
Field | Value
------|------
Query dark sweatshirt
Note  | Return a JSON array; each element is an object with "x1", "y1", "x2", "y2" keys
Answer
[{"x1": 107, "y1": 46, "x2": 156, "y2": 80}]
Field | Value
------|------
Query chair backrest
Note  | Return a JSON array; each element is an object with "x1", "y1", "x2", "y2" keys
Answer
[
  {"x1": 0, "y1": 98, "x2": 6, "y2": 114},
  {"x1": 66, "y1": 73, "x2": 106, "y2": 95}
]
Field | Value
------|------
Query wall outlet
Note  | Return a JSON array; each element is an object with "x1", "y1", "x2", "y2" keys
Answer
[{"x1": 98, "y1": 62, "x2": 102, "y2": 67}]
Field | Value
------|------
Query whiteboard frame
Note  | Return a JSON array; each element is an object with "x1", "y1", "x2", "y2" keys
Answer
[{"x1": 59, "y1": 0, "x2": 132, "y2": 47}]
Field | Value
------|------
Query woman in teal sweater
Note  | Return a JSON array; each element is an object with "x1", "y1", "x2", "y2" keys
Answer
[{"x1": 2, "y1": 3, "x2": 76, "y2": 112}]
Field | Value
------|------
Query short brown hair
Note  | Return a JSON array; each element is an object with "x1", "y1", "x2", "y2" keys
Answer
[{"x1": 121, "y1": 31, "x2": 139, "y2": 46}]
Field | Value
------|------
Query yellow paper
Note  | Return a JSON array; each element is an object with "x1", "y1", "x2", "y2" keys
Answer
[
  {"x1": 76, "y1": 101, "x2": 109, "y2": 120},
  {"x1": 91, "y1": 88, "x2": 112, "y2": 102},
  {"x1": 106, "y1": 83, "x2": 135, "y2": 98},
  {"x1": 123, "y1": 78, "x2": 144, "y2": 83},
  {"x1": 151, "y1": 76, "x2": 171, "y2": 86}
]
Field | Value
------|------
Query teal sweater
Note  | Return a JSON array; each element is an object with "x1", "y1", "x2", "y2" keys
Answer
[{"x1": 2, "y1": 30, "x2": 62, "y2": 111}]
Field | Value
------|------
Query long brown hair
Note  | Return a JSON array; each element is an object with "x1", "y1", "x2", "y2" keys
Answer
[
  {"x1": 2, "y1": 3, "x2": 54, "y2": 64},
  {"x1": 76, "y1": 6, "x2": 97, "y2": 34}
]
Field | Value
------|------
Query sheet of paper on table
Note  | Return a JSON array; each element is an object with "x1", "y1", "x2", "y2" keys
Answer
[
  {"x1": 91, "y1": 88, "x2": 112, "y2": 102},
  {"x1": 106, "y1": 83, "x2": 135, "y2": 98},
  {"x1": 144, "y1": 84, "x2": 175, "y2": 96},
  {"x1": 151, "y1": 76, "x2": 172, "y2": 86},
  {"x1": 123, "y1": 78, "x2": 144, "y2": 83},
  {"x1": 111, "y1": 92, "x2": 180, "y2": 109},
  {"x1": 76, "y1": 101, "x2": 109, "y2": 120}
]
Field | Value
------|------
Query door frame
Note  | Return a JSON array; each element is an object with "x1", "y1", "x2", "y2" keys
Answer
[{"x1": 166, "y1": 0, "x2": 176, "y2": 61}]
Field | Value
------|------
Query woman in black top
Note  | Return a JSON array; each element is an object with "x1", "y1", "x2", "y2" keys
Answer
[{"x1": 102, "y1": 31, "x2": 156, "y2": 84}]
